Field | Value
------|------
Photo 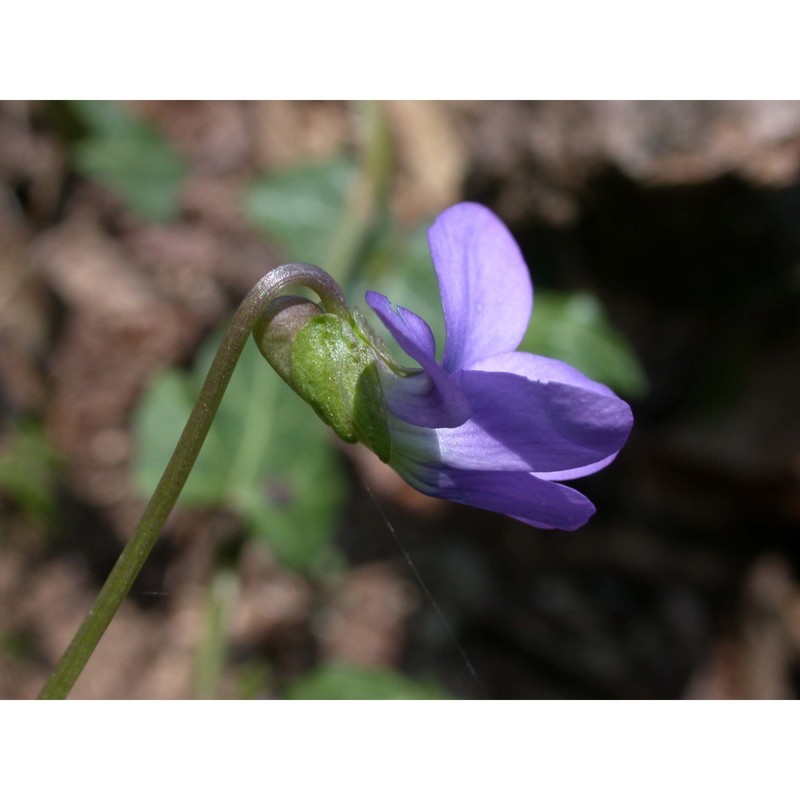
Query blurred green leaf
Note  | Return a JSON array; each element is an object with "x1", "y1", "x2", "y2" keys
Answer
[
  {"x1": 285, "y1": 662, "x2": 449, "y2": 700},
  {"x1": 192, "y1": 569, "x2": 238, "y2": 699},
  {"x1": 232, "y1": 660, "x2": 273, "y2": 700},
  {"x1": 521, "y1": 292, "x2": 648, "y2": 397},
  {"x1": 133, "y1": 325, "x2": 347, "y2": 573},
  {"x1": 0, "y1": 419, "x2": 59, "y2": 524},
  {"x1": 70, "y1": 100, "x2": 140, "y2": 136},
  {"x1": 243, "y1": 152, "x2": 440, "y2": 362},
  {"x1": 244, "y1": 156, "x2": 358, "y2": 278},
  {"x1": 69, "y1": 101, "x2": 186, "y2": 223}
]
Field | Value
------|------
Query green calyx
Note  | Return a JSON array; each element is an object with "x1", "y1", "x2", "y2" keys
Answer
[{"x1": 255, "y1": 297, "x2": 391, "y2": 463}]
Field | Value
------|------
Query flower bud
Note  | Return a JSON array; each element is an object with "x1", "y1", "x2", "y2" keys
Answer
[
  {"x1": 255, "y1": 297, "x2": 391, "y2": 462},
  {"x1": 254, "y1": 296, "x2": 323, "y2": 385}
]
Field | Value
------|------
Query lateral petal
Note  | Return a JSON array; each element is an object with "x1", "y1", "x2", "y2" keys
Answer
[
  {"x1": 427, "y1": 367, "x2": 633, "y2": 473},
  {"x1": 365, "y1": 290, "x2": 437, "y2": 363},
  {"x1": 366, "y1": 291, "x2": 471, "y2": 428}
]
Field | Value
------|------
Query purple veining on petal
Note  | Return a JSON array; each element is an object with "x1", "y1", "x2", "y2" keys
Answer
[{"x1": 428, "y1": 203, "x2": 533, "y2": 373}]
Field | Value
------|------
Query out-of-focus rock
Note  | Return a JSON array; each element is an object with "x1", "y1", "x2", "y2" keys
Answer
[{"x1": 460, "y1": 101, "x2": 800, "y2": 225}]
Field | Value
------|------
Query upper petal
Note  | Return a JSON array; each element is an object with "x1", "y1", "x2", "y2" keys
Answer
[
  {"x1": 428, "y1": 203, "x2": 533, "y2": 373},
  {"x1": 407, "y1": 465, "x2": 596, "y2": 530},
  {"x1": 366, "y1": 291, "x2": 471, "y2": 428}
]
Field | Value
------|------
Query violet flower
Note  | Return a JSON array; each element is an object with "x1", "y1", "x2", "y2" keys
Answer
[{"x1": 364, "y1": 202, "x2": 633, "y2": 530}]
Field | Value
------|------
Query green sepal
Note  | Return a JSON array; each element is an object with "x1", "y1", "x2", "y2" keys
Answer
[{"x1": 290, "y1": 314, "x2": 391, "y2": 462}]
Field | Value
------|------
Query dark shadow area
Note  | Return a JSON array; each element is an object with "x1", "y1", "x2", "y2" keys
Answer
[{"x1": 375, "y1": 167, "x2": 800, "y2": 698}]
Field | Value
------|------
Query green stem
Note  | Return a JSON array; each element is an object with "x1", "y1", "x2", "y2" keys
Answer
[
  {"x1": 38, "y1": 263, "x2": 348, "y2": 699},
  {"x1": 325, "y1": 100, "x2": 394, "y2": 288},
  {"x1": 192, "y1": 568, "x2": 238, "y2": 699}
]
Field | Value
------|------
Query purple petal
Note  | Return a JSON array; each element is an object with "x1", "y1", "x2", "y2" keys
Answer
[
  {"x1": 365, "y1": 290, "x2": 437, "y2": 362},
  {"x1": 379, "y1": 369, "x2": 472, "y2": 429},
  {"x1": 366, "y1": 291, "x2": 471, "y2": 428},
  {"x1": 426, "y1": 367, "x2": 633, "y2": 473},
  {"x1": 532, "y1": 452, "x2": 619, "y2": 482},
  {"x1": 428, "y1": 203, "x2": 533, "y2": 373},
  {"x1": 464, "y1": 351, "x2": 632, "y2": 477},
  {"x1": 469, "y1": 351, "x2": 617, "y2": 397},
  {"x1": 411, "y1": 466, "x2": 596, "y2": 530}
]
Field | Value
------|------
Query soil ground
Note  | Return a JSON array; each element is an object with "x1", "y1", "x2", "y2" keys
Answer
[{"x1": 2, "y1": 101, "x2": 800, "y2": 699}]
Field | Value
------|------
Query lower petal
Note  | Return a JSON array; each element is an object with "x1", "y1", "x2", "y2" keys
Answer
[
  {"x1": 532, "y1": 452, "x2": 619, "y2": 482},
  {"x1": 408, "y1": 466, "x2": 596, "y2": 530}
]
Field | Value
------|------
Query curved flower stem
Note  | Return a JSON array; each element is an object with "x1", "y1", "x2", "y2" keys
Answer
[{"x1": 38, "y1": 263, "x2": 348, "y2": 700}]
